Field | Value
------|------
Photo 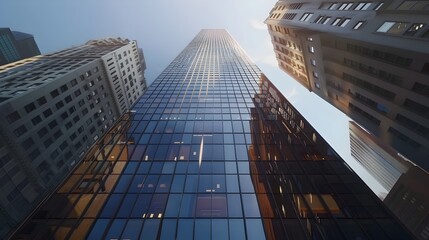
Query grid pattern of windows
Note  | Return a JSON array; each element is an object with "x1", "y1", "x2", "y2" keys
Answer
[{"x1": 14, "y1": 30, "x2": 412, "y2": 240}]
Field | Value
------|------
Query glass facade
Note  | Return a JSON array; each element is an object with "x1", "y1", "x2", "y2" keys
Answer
[{"x1": 13, "y1": 29, "x2": 412, "y2": 239}]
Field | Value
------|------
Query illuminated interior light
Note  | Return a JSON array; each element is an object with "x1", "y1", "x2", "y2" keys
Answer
[
  {"x1": 150, "y1": 213, "x2": 154, "y2": 218},
  {"x1": 179, "y1": 156, "x2": 185, "y2": 160},
  {"x1": 142, "y1": 213, "x2": 146, "y2": 218},
  {"x1": 145, "y1": 155, "x2": 149, "y2": 161},
  {"x1": 216, "y1": 184, "x2": 220, "y2": 188},
  {"x1": 158, "y1": 213, "x2": 162, "y2": 218}
]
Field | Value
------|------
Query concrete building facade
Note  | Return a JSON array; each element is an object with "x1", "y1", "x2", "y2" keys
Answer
[
  {"x1": 265, "y1": 0, "x2": 429, "y2": 170},
  {"x1": 0, "y1": 38, "x2": 147, "y2": 238}
]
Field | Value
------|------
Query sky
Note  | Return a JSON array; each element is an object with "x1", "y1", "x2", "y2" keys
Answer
[{"x1": 0, "y1": 0, "x2": 386, "y2": 196}]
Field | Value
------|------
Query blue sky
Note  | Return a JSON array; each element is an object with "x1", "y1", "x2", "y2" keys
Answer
[{"x1": 0, "y1": 0, "x2": 386, "y2": 196}]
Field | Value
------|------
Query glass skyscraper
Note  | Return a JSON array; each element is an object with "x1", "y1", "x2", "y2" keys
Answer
[{"x1": 12, "y1": 30, "x2": 412, "y2": 239}]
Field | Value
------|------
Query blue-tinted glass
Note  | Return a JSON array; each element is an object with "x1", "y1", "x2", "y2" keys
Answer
[
  {"x1": 160, "y1": 219, "x2": 177, "y2": 240},
  {"x1": 113, "y1": 175, "x2": 132, "y2": 193},
  {"x1": 242, "y1": 194, "x2": 261, "y2": 217},
  {"x1": 130, "y1": 194, "x2": 152, "y2": 218},
  {"x1": 104, "y1": 219, "x2": 126, "y2": 239},
  {"x1": 140, "y1": 219, "x2": 160, "y2": 240},
  {"x1": 177, "y1": 219, "x2": 193, "y2": 240},
  {"x1": 212, "y1": 219, "x2": 228, "y2": 239},
  {"x1": 129, "y1": 175, "x2": 146, "y2": 193},
  {"x1": 100, "y1": 194, "x2": 122, "y2": 218},
  {"x1": 171, "y1": 175, "x2": 185, "y2": 192},
  {"x1": 121, "y1": 219, "x2": 143, "y2": 239},
  {"x1": 246, "y1": 219, "x2": 266, "y2": 240},
  {"x1": 87, "y1": 219, "x2": 109, "y2": 239},
  {"x1": 229, "y1": 219, "x2": 246, "y2": 240},
  {"x1": 184, "y1": 175, "x2": 198, "y2": 192},
  {"x1": 239, "y1": 175, "x2": 254, "y2": 193},
  {"x1": 123, "y1": 162, "x2": 138, "y2": 174},
  {"x1": 116, "y1": 194, "x2": 137, "y2": 218},
  {"x1": 227, "y1": 194, "x2": 243, "y2": 217},
  {"x1": 165, "y1": 194, "x2": 182, "y2": 217},
  {"x1": 194, "y1": 219, "x2": 210, "y2": 240},
  {"x1": 179, "y1": 194, "x2": 196, "y2": 217}
]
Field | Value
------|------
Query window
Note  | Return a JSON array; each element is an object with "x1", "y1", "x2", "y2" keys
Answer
[
  {"x1": 74, "y1": 89, "x2": 81, "y2": 97},
  {"x1": 404, "y1": 23, "x2": 425, "y2": 36},
  {"x1": 13, "y1": 125, "x2": 27, "y2": 137},
  {"x1": 53, "y1": 130, "x2": 63, "y2": 139},
  {"x1": 71, "y1": 79, "x2": 78, "y2": 86},
  {"x1": 299, "y1": 13, "x2": 313, "y2": 22},
  {"x1": 55, "y1": 101, "x2": 64, "y2": 110},
  {"x1": 308, "y1": 46, "x2": 315, "y2": 53},
  {"x1": 38, "y1": 127, "x2": 48, "y2": 137},
  {"x1": 43, "y1": 108, "x2": 53, "y2": 118},
  {"x1": 329, "y1": 3, "x2": 338, "y2": 9},
  {"x1": 332, "y1": 18, "x2": 342, "y2": 26},
  {"x1": 377, "y1": 22, "x2": 409, "y2": 34},
  {"x1": 61, "y1": 111, "x2": 69, "y2": 120},
  {"x1": 339, "y1": 18, "x2": 351, "y2": 27},
  {"x1": 339, "y1": 2, "x2": 353, "y2": 10},
  {"x1": 22, "y1": 138, "x2": 35, "y2": 148},
  {"x1": 65, "y1": 95, "x2": 72, "y2": 103},
  {"x1": 60, "y1": 84, "x2": 68, "y2": 93},
  {"x1": 50, "y1": 89, "x2": 59, "y2": 98},
  {"x1": 24, "y1": 103, "x2": 36, "y2": 113},
  {"x1": 311, "y1": 59, "x2": 316, "y2": 66},
  {"x1": 313, "y1": 71, "x2": 319, "y2": 78},
  {"x1": 59, "y1": 141, "x2": 68, "y2": 150},
  {"x1": 322, "y1": 17, "x2": 331, "y2": 24},
  {"x1": 48, "y1": 120, "x2": 58, "y2": 129},
  {"x1": 355, "y1": 2, "x2": 371, "y2": 10},
  {"x1": 44, "y1": 138, "x2": 53, "y2": 148},
  {"x1": 6, "y1": 111, "x2": 20, "y2": 123},
  {"x1": 315, "y1": 16, "x2": 324, "y2": 24},
  {"x1": 31, "y1": 116, "x2": 42, "y2": 126},
  {"x1": 374, "y1": 2, "x2": 384, "y2": 10},
  {"x1": 353, "y1": 21, "x2": 365, "y2": 30},
  {"x1": 37, "y1": 97, "x2": 47, "y2": 105}
]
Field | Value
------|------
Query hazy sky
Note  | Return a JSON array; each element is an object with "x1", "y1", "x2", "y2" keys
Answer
[{"x1": 0, "y1": 0, "x2": 386, "y2": 195}]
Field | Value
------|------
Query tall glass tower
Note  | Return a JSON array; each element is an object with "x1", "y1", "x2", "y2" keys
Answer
[{"x1": 13, "y1": 30, "x2": 412, "y2": 239}]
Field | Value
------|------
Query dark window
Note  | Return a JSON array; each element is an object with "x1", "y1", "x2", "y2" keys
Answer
[
  {"x1": 44, "y1": 138, "x2": 53, "y2": 148},
  {"x1": 13, "y1": 125, "x2": 27, "y2": 137},
  {"x1": 24, "y1": 103, "x2": 36, "y2": 113},
  {"x1": 61, "y1": 112, "x2": 69, "y2": 120},
  {"x1": 65, "y1": 95, "x2": 72, "y2": 103},
  {"x1": 22, "y1": 137, "x2": 35, "y2": 148},
  {"x1": 50, "y1": 89, "x2": 59, "y2": 98},
  {"x1": 43, "y1": 108, "x2": 53, "y2": 118},
  {"x1": 6, "y1": 111, "x2": 21, "y2": 123},
  {"x1": 37, "y1": 96, "x2": 47, "y2": 105},
  {"x1": 53, "y1": 130, "x2": 63, "y2": 139},
  {"x1": 31, "y1": 116, "x2": 42, "y2": 126},
  {"x1": 28, "y1": 149, "x2": 41, "y2": 159},
  {"x1": 71, "y1": 79, "x2": 78, "y2": 86},
  {"x1": 69, "y1": 106, "x2": 76, "y2": 114},
  {"x1": 48, "y1": 120, "x2": 58, "y2": 129},
  {"x1": 55, "y1": 101, "x2": 64, "y2": 110},
  {"x1": 59, "y1": 141, "x2": 68, "y2": 150},
  {"x1": 65, "y1": 122, "x2": 73, "y2": 129},
  {"x1": 60, "y1": 84, "x2": 68, "y2": 93},
  {"x1": 38, "y1": 127, "x2": 48, "y2": 137},
  {"x1": 74, "y1": 89, "x2": 81, "y2": 97},
  {"x1": 50, "y1": 150, "x2": 59, "y2": 159}
]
